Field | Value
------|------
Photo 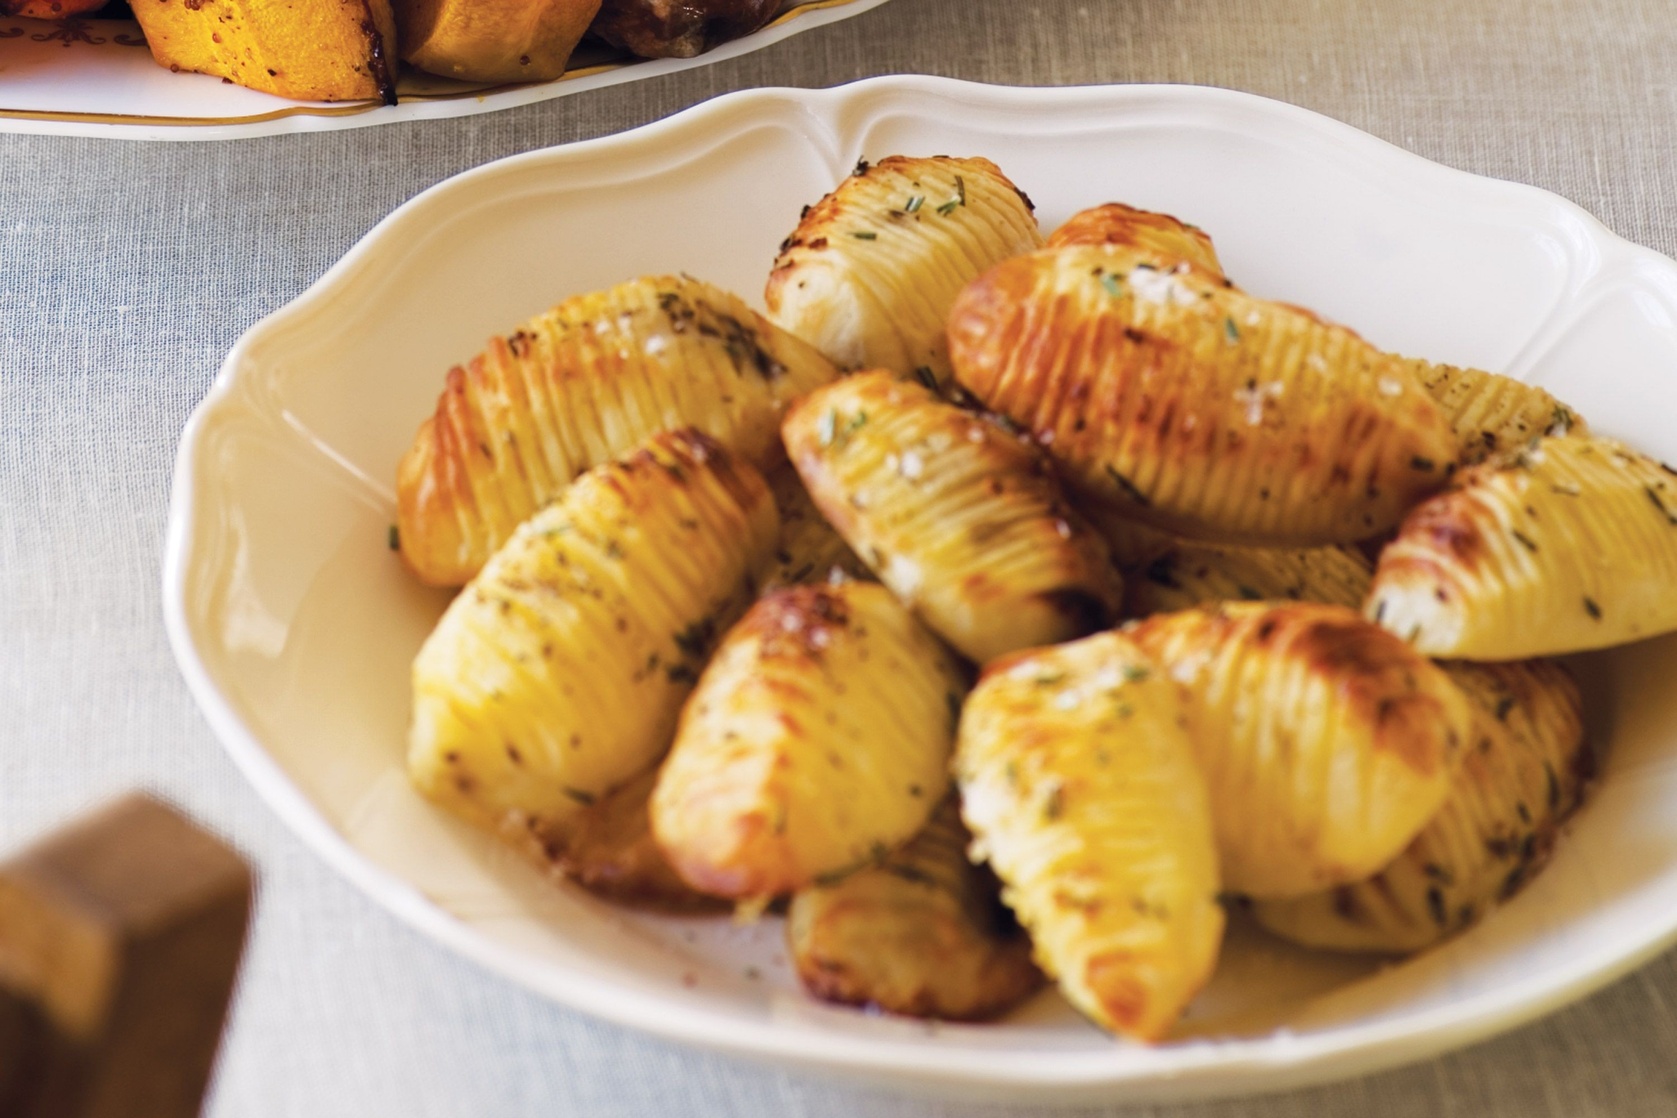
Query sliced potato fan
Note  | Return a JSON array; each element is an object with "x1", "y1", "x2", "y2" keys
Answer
[
  {"x1": 1046, "y1": 202, "x2": 1225, "y2": 277},
  {"x1": 1368, "y1": 434, "x2": 1677, "y2": 658},
  {"x1": 651, "y1": 582, "x2": 967, "y2": 900},
  {"x1": 1126, "y1": 603, "x2": 1472, "y2": 898},
  {"x1": 766, "y1": 156, "x2": 1044, "y2": 386},
  {"x1": 408, "y1": 429, "x2": 778, "y2": 846},
  {"x1": 956, "y1": 631, "x2": 1223, "y2": 1041},
  {"x1": 948, "y1": 247, "x2": 1459, "y2": 545},
  {"x1": 1253, "y1": 659, "x2": 1590, "y2": 953},
  {"x1": 783, "y1": 370, "x2": 1122, "y2": 663},
  {"x1": 397, "y1": 273, "x2": 838, "y2": 586},
  {"x1": 786, "y1": 796, "x2": 1043, "y2": 1021},
  {"x1": 1125, "y1": 541, "x2": 1372, "y2": 617},
  {"x1": 1398, "y1": 357, "x2": 1585, "y2": 467}
]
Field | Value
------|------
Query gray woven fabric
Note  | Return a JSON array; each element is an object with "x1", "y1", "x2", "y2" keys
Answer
[{"x1": 3, "y1": 0, "x2": 1677, "y2": 1113}]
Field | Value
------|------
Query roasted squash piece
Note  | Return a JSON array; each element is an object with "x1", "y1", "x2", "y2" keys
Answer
[
  {"x1": 766, "y1": 156, "x2": 1044, "y2": 386},
  {"x1": 408, "y1": 429, "x2": 777, "y2": 845},
  {"x1": 396, "y1": 0, "x2": 600, "y2": 82},
  {"x1": 1126, "y1": 603, "x2": 1472, "y2": 898},
  {"x1": 129, "y1": 0, "x2": 399, "y2": 103},
  {"x1": 1046, "y1": 202, "x2": 1225, "y2": 276},
  {"x1": 783, "y1": 371, "x2": 1122, "y2": 663},
  {"x1": 1253, "y1": 659, "x2": 1590, "y2": 952},
  {"x1": 1397, "y1": 357, "x2": 1585, "y2": 467},
  {"x1": 786, "y1": 797, "x2": 1043, "y2": 1020},
  {"x1": 947, "y1": 247, "x2": 1459, "y2": 545},
  {"x1": 1367, "y1": 434, "x2": 1677, "y2": 658},
  {"x1": 1125, "y1": 541, "x2": 1372, "y2": 617},
  {"x1": 397, "y1": 274, "x2": 838, "y2": 586},
  {"x1": 651, "y1": 582, "x2": 967, "y2": 900},
  {"x1": 956, "y1": 631, "x2": 1223, "y2": 1041}
]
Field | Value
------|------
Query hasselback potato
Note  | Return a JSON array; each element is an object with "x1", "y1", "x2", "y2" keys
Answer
[
  {"x1": 766, "y1": 156, "x2": 1044, "y2": 387},
  {"x1": 1397, "y1": 357, "x2": 1585, "y2": 467},
  {"x1": 947, "y1": 246, "x2": 1459, "y2": 545},
  {"x1": 1367, "y1": 434, "x2": 1677, "y2": 658},
  {"x1": 786, "y1": 796, "x2": 1043, "y2": 1021},
  {"x1": 1252, "y1": 659, "x2": 1590, "y2": 952},
  {"x1": 651, "y1": 581, "x2": 967, "y2": 900},
  {"x1": 408, "y1": 429, "x2": 778, "y2": 845},
  {"x1": 397, "y1": 273, "x2": 837, "y2": 586},
  {"x1": 956, "y1": 631, "x2": 1223, "y2": 1041},
  {"x1": 1046, "y1": 202, "x2": 1225, "y2": 277},
  {"x1": 1126, "y1": 603, "x2": 1472, "y2": 898},
  {"x1": 783, "y1": 370, "x2": 1122, "y2": 663}
]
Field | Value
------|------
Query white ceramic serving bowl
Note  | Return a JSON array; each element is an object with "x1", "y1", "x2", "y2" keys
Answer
[{"x1": 163, "y1": 77, "x2": 1677, "y2": 1104}]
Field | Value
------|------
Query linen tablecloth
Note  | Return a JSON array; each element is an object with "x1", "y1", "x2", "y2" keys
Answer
[{"x1": 4, "y1": 0, "x2": 1677, "y2": 1112}]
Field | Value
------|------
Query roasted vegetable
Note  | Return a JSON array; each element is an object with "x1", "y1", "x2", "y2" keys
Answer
[
  {"x1": 397, "y1": 0, "x2": 600, "y2": 81},
  {"x1": 1046, "y1": 202, "x2": 1225, "y2": 276},
  {"x1": 947, "y1": 247, "x2": 1459, "y2": 545},
  {"x1": 396, "y1": 274, "x2": 837, "y2": 586},
  {"x1": 408, "y1": 429, "x2": 777, "y2": 846},
  {"x1": 1398, "y1": 357, "x2": 1585, "y2": 467},
  {"x1": 1367, "y1": 434, "x2": 1677, "y2": 658},
  {"x1": 1125, "y1": 541, "x2": 1372, "y2": 617},
  {"x1": 787, "y1": 797, "x2": 1043, "y2": 1020},
  {"x1": 956, "y1": 631, "x2": 1223, "y2": 1041},
  {"x1": 1126, "y1": 603, "x2": 1472, "y2": 898},
  {"x1": 651, "y1": 582, "x2": 967, "y2": 900},
  {"x1": 760, "y1": 465, "x2": 872, "y2": 592},
  {"x1": 783, "y1": 371, "x2": 1122, "y2": 663},
  {"x1": 129, "y1": 0, "x2": 398, "y2": 103},
  {"x1": 590, "y1": 0, "x2": 778, "y2": 58},
  {"x1": 766, "y1": 156, "x2": 1044, "y2": 386},
  {"x1": 1252, "y1": 659, "x2": 1590, "y2": 952}
]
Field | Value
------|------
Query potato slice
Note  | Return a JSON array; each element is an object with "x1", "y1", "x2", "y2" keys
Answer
[
  {"x1": 786, "y1": 797, "x2": 1042, "y2": 1021},
  {"x1": 1368, "y1": 434, "x2": 1677, "y2": 658},
  {"x1": 651, "y1": 582, "x2": 967, "y2": 900},
  {"x1": 408, "y1": 429, "x2": 777, "y2": 845},
  {"x1": 1397, "y1": 357, "x2": 1585, "y2": 467},
  {"x1": 396, "y1": 274, "x2": 836, "y2": 587},
  {"x1": 525, "y1": 768, "x2": 723, "y2": 912},
  {"x1": 1126, "y1": 603, "x2": 1472, "y2": 898},
  {"x1": 766, "y1": 156, "x2": 1044, "y2": 386},
  {"x1": 760, "y1": 465, "x2": 872, "y2": 592},
  {"x1": 1252, "y1": 659, "x2": 1590, "y2": 952},
  {"x1": 397, "y1": 0, "x2": 600, "y2": 82},
  {"x1": 956, "y1": 631, "x2": 1222, "y2": 1041},
  {"x1": 783, "y1": 370, "x2": 1122, "y2": 663},
  {"x1": 1125, "y1": 541, "x2": 1372, "y2": 617},
  {"x1": 130, "y1": 0, "x2": 398, "y2": 103},
  {"x1": 947, "y1": 247, "x2": 1459, "y2": 545},
  {"x1": 1046, "y1": 202, "x2": 1225, "y2": 276}
]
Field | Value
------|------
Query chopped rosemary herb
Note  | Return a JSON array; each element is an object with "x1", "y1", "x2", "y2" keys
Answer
[
  {"x1": 851, "y1": 230, "x2": 877, "y2": 240},
  {"x1": 1583, "y1": 596, "x2": 1602, "y2": 620},
  {"x1": 1510, "y1": 529, "x2": 1539, "y2": 552},
  {"x1": 913, "y1": 365, "x2": 939, "y2": 391},
  {"x1": 1103, "y1": 463, "x2": 1151, "y2": 506},
  {"x1": 936, "y1": 199, "x2": 960, "y2": 216},
  {"x1": 904, "y1": 194, "x2": 923, "y2": 213},
  {"x1": 1100, "y1": 272, "x2": 1123, "y2": 298},
  {"x1": 1645, "y1": 485, "x2": 1677, "y2": 525},
  {"x1": 1121, "y1": 664, "x2": 1150, "y2": 684},
  {"x1": 954, "y1": 174, "x2": 967, "y2": 206},
  {"x1": 1223, "y1": 316, "x2": 1240, "y2": 343},
  {"x1": 387, "y1": 525, "x2": 400, "y2": 551}
]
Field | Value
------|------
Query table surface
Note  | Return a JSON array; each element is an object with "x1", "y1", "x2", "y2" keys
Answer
[{"x1": 5, "y1": 0, "x2": 1677, "y2": 1114}]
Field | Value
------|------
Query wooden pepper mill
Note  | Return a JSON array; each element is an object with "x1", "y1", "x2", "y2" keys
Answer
[{"x1": 0, "y1": 795, "x2": 253, "y2": 1118}]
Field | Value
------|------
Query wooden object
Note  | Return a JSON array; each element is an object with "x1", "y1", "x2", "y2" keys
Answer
[{"x1": 0, "y1": 794, "x2": 253, "y2": 1118}]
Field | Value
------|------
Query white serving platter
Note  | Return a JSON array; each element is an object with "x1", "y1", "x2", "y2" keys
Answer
[
  {"x1": 0, "y1": 0, "x2": 888, "y2": 140},
  {"x1": 163, "y1": 77, "x2": 1677, "y2": 1103}
]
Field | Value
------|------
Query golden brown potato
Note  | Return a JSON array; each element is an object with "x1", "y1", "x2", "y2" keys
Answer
[
  {"x1": 397, "y1": 0, "x2": 600, "y2": 81},
  {"x1": 651, "y1": 582, "x2": 967, "y2": 900},
  {"x1": 1252, "y1": 659, "x2": 1590, "y2": 952},
  {"x1": 1367, "y1": 434, "x2": 1677, "y2": 658},
  {"x1": 1125, "y1": 541, "x2": 1372, "y2": 617},
  {"x1": 590, "y1": 0, "x2": 778, "y2": 58},
  {"x1": 524, "y1": 768, "x2": 724, "y2": 912},
  {"x1": 1126, "y1": 603, "x2": 1472, "y2": 898},
  {"x1": 766, "y1": 156, "x2": 1044, "y2": 387},
  {"x1": 956, "y1": 631, "x2": 1223, "y2": 1041},
  {"x1": 1046, "y1": 202, "x2": 1225, "y2": 276},
  {"x1": 783, "y1": 371, "x2": 1122, "y2": 663},
  {"x1": 396, "y1": 274, "x2": 838, "y2": 587},
  {"x1": 129, "y1": 0, "x2": 398, "y2": 103},
  {"x1": 408, "y1": 429, "x2": 778, "y2": 846},
  {"x1": 759, "y1": 465, "x2": 873, "y2": 592},
  {"x1": 1398, "y1": 357, "x2": 1586, "y2": 467},
  {"x1": 786, "y1": 797, "x2": 1043, "y2": 1021},
  {"x1": 947, "y1": 246, "x2": 1459, "y2": 546}
]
